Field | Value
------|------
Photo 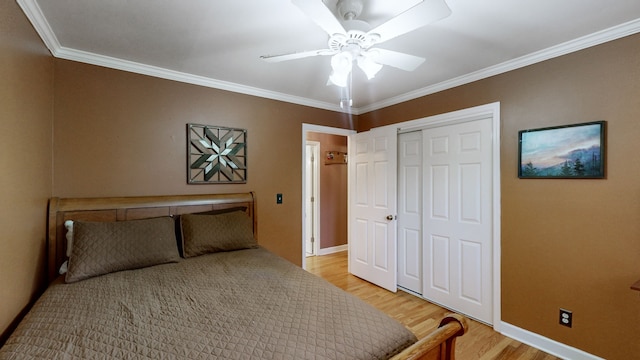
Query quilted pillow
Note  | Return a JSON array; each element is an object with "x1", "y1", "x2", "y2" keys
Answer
[
  {"x1": 172, "y1": 206, "x2": 248, "y2": 256},
  {"x1": 66, "y1": 217, "x2": 180, "y2": 283},
  {"x1": 180, "y1": 211, "x2": 256, "y2": 258}
]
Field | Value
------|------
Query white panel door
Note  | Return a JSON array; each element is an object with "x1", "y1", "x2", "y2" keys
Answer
[
  {"x1": 423, "y1": 117, "x2": 493, "y2": 324},
  {"x1": 349, "y1": 126, "x2": 398, "y2": 292},
  {"x1": 397, "y1": 131, "x2": 422, "y2": 294}
]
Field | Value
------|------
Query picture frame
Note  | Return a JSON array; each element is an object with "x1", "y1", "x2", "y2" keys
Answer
[
  {"x1": 187, "y1": 123, "x2": 247, "y2": 184},
  {"x1": 518, "y1": 121, "x2": 605, "y2": 179}
]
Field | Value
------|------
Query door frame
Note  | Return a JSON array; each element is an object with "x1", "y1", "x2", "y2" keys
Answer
[
  {"x1": 304, "y1": 140, "x2": 321, "y2": 257},
  {"x1": 396, "y1": 102, "x2": 501, "y2": 329},
  {"x1": 301, "y1": 124, "x2": 356, "y2": 270}
]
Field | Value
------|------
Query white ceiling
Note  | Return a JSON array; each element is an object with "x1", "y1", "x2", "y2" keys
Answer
[{"x1": 18, "y1": 0, "x2": 640, "y2": 114}]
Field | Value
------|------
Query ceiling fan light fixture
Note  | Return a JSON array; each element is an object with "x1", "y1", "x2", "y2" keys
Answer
[
  {"x1": 329, "y1": 68, "x2": 351, "y2": 87},
  {"x1": 357, "y1": 55, "x2": 383, "y2": 80},
  {"x1": 329, "y1": 52, "x2": 353, "y2": 87}
]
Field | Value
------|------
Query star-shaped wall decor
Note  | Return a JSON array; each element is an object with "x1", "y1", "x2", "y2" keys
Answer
[{"x1": 187, "y1": 124, "x2": 247, "y2": 183}]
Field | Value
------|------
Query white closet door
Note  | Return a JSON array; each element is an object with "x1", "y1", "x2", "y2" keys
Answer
[
  {"x1": 349, "y1": 126, "x2": 398, "y2": 292},
  {"x1": 397, "y1": 131, "x2": 423, "y2": 294},
  {"x1": 422, "y1": 117, "x2": 493, "y2": 324}
]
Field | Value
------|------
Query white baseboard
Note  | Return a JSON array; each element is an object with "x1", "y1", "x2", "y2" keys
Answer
[
  {"x1": 317, "y1": 244, "x2": 348, "y2": 256},
  {"x1": 499, "y1": 322, "x2": 604, "y2": 360}
]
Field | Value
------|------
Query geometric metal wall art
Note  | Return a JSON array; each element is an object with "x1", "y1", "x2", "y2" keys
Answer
[{"x1": 187, "y1": 123, "x2": 247, "y2": 184}]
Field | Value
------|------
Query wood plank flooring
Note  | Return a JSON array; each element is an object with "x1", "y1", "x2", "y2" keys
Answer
[{"x1": 306, "y1": 251, "x2": 561, "y2": 360}]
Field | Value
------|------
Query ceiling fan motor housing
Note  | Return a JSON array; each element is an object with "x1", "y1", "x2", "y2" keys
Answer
[
  {"x1": 328, "y1": 30, "x2": 379, "y2": 54},
  {"x1": 337, "y1": 0, "x2": 364, "y2": 21}
]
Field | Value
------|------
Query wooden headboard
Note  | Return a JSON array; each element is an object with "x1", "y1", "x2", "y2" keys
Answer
[{"x1": 46, "y1": 192, "x2": 257, "y2": 284}]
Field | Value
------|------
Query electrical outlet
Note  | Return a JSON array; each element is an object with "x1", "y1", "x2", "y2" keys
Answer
[{"x1": 559, "y1": 308, "x2": 572, "y2": 328}]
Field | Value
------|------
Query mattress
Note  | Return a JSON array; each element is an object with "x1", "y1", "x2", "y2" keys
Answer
[{"x1": 0, "y1": 247, "x2": 416, "y2": 359}]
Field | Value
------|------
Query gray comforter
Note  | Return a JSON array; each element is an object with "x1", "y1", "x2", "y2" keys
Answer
[{"x1": 0, "y1": 248, "x2": 416, "y2": 359}]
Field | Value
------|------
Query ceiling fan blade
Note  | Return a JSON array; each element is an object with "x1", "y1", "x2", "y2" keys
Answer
[
  {"x1": 291, "y1": 0, "x2": 346, "y2": 36},
  {"x1": 368, "y1": 49, "x2": 425, "y2": 71},
  {"x1": 367, "y1": 0, "x2": 451, "y2": 44},
  {"x1": 260, "y1": 49, "x2": 335, "y2": 62}
]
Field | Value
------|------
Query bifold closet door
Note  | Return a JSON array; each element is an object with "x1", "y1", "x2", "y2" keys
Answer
[
  {"x1": 397, "y1": 131, "x2": 423, "y2": 294},
  {"x1": 422, "y1": 117, "x2": 493, "y2": 324}
]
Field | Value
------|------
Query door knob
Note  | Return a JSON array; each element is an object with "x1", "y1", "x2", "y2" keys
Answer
[{"x1": 386, "y1": 215, "x2": 395, "y2": 220}]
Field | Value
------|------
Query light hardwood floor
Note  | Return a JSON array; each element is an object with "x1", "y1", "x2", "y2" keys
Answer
[{"x1": 306, "y1": 251, "x2": 561, "y2": 360}]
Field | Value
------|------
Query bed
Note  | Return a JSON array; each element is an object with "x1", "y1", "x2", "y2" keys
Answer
[{"x1": 0, "y1": 192, "x2": 467, "y2": 360}]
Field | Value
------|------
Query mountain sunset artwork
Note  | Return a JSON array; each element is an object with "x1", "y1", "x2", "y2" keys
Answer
[{"x1": 519, "y1": 121, "x2": 605, "y2": 178}]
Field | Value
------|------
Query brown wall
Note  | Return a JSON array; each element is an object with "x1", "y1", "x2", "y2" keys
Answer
[
  {"x1": 3, "y1": 1, "x2": 639, "y2": 356},
  {"x1": 306, "y1": 132, "x2": 348, "y2": 249},
  {"x1": 359, "y1": 34, "x2": 640, "y2": 359},
  {"x1": 0, "y1": 1, "x2": 53, "y2": 340},
  {"x1": 52, "y1": 59, "x2": 353, "y2": 266}
]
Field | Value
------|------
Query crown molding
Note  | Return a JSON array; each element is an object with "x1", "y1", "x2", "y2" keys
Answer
[
  {"x1": 18, "y1": 0, "x2": 640, "y2": 116},
  {"x1": 17, "y1": 0, "x2": 345, "y2": 113},
  {"x1": 53, "y1": 47, "x2": 345, "y2": 113},
  {"x1": 357, "y1": 17, "x2": 640, "y2": 114},
  {"x1": 17, "y1": 0, "x2": 60, "y2": 51}
]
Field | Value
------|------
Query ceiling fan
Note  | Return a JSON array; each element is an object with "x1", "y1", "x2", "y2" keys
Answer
[{"x1": 260, "y1": 0, "x2": 452, "y2": 89}]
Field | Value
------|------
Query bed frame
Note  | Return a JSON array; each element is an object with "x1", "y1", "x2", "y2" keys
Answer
[
  {"x1": 390, "y1": 313, "x2": 468, "y2": 360},
  {"x1": 46, "y1": 191, "x2": 467, "y2": 360}
]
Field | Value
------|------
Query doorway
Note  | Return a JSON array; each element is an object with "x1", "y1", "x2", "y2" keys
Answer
[{"x1": 301, "y1": 124, "x2": 355, "y2": 270}]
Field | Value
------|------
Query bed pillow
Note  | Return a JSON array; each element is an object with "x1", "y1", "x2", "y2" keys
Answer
[
  {"x1": 180, "y1": 210, "x2": 256, "y2": 258},
  {"x1": 172, "y1": 206, "x2": 248, "y2": 256},
  {"x1": 66, "y1": 217, "x2": 180, "y2": 283}
]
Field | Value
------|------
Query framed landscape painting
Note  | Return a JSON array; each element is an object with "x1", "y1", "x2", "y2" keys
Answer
[{"x1": 518, "y1": 121, "x2": 605, "y2": 179}]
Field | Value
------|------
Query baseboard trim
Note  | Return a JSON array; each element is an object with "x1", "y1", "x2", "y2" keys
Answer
[
  {"x1": 499, "y1": 322, "x2": 604, "y2": 360},
  {"x1": 317, "y1": 245, "x2": 348, "y2": 256}
]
